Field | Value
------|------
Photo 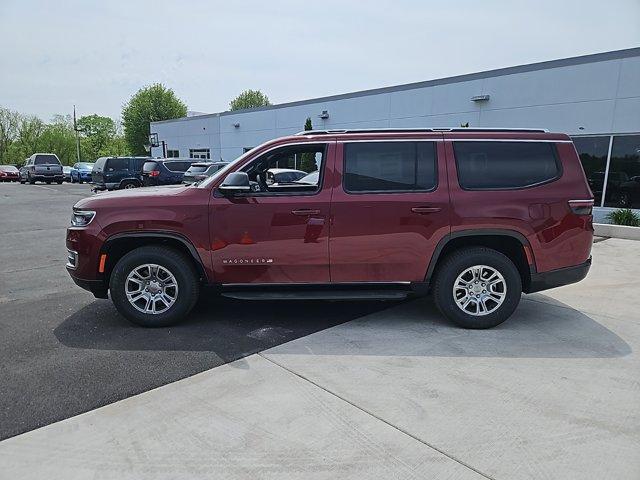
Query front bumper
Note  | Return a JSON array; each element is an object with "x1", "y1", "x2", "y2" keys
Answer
[
  {"x1": 68, "y1": 273, "x2": 108, "y2": 299},
  {"x1": 66, "y1": 226, "x2": 109, "y2": 298},
  {"x1": 526, "y1": 257, "x2": 592, "y2": 293}
]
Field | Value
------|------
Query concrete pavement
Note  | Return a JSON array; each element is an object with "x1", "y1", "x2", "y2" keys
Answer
[{"x1": 1, "y1": 229, "x2": 638, "y2": 478}]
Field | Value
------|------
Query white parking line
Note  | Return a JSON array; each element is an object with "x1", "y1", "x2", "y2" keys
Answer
[{"x1": 31, "y1": 185, "x2": 60, "y2": 192}]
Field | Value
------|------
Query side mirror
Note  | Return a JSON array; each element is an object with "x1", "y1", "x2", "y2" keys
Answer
[{"x1": 219, "y1": 171, "x2": 251, "y2": 194}]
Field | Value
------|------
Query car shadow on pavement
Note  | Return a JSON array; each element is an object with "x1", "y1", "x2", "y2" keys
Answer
[
  {"x1": 264, "y1": 294, "x2": 632, "y2": 359},
  {"x1": 53, "y1": 292, "x2": 397, "y2": 363}
]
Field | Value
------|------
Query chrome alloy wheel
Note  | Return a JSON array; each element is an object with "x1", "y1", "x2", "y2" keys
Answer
[
  {"x1": 125, "y1": 264, "x2": 178, "y2": 314},
  {"x1": 453, "y1": 265, "x2": 506, "y2": 316}
]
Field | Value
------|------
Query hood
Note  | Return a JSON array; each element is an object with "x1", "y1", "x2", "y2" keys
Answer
[{"x1": 74, "y1": 185, "x2": 195, "y2": 210}]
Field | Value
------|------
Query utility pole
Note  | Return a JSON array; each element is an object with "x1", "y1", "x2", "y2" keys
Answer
[{"x1": 73, "y1": 105, "x2": 81, "y2": 163}]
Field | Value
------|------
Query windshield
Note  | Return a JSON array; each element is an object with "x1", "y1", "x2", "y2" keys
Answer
[
  {"x1": 187, "y1": 165, "x2": 210, "y2": 174},
  {"x1": 0, "y1": 165, "x2": 18, "y2": 172},
  {"x1": 143, "y1": 161, "x2": 158, "y2": 173},
  {"x1": 34, "y1": 154, "x2": 60, "y2": 165},
  {"x1": 93, "y1": 158, "x2": 106, "y2": 171},
  {"x1": 77, "y1": 163, "x2": 94, "y2": 169}
]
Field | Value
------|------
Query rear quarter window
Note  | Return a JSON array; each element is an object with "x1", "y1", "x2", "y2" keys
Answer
[{"x1": 453, "y1": 141, "x2": 561, "y2": 190}]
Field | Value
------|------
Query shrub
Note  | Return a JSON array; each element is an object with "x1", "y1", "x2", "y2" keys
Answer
[{"x1": 606, "y1": 208, "x2": 640, "y2": 227}]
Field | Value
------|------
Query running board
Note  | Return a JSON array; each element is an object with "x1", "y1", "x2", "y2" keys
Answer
[{"x1": 221, "y1": 289, "x2": 411, "y2": 301}]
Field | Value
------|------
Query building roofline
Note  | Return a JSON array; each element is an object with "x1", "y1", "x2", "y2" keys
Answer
[{"x1": 151, "y1": 47, "x2": 640, "y2": 125}]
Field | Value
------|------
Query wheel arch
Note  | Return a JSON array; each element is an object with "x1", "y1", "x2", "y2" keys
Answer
[
  {"x1": 101, "y1": 232, "x2": 208, "y2": 284},
  {"x1": 425, "y1": 229, "x2": 535, "y2": 291},
  {"x1": 118, "y1": 177, "x2": 141, "y2": 188}
]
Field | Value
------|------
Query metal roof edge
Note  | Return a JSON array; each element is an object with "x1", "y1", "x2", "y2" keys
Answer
[{"x1": 151, "y1": 47, "x2": 640, "y2": 126}]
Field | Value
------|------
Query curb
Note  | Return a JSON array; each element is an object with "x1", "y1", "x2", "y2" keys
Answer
[{"x1": 593, "y1": 223, "x2": 640, "y2": 241}]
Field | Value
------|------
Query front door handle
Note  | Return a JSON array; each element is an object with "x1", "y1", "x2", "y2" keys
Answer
[
  {"x1": 291, "y1": 209, "x2": 321, "y2": 216},
  {"x1": 411, "y1": 206, "x2": 442, "y2": 214}
]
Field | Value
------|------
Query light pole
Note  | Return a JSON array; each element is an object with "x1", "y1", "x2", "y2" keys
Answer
[{"x1": 73, "y1": 105, "x2": 82, "y2": 163}]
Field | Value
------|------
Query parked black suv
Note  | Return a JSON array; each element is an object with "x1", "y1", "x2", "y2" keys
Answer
[
  {"x1": 92, "y1": 157, "x2": 150, "y2": 190},
  {"x1": 141, "y1": 159, "x2": 195, "y2": 186}
]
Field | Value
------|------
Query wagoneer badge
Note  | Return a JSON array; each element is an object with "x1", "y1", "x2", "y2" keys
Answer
[{"x1": 222, "y1": 258, "x2": 274, "y2": 264}]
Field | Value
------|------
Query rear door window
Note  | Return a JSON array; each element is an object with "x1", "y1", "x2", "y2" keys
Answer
[
  {"x1": 344, "y1": 141, "x2": 437, "y2": 193},
  {"x1": 453, "y1": 141, "x2": 560, "y2": 190}
]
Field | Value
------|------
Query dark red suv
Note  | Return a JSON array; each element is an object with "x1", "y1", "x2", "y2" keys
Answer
[{"x1": 66, "y1": 128, "x2": 593, "y2": 329}]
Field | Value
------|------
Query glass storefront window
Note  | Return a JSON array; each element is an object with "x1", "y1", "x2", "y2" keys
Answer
[
  {"x1": 572, "y1": 136, "x2": 610, "y2": 206},
  {"x1": 604, "y1": 135, "x2": 640, "y2": 208}
]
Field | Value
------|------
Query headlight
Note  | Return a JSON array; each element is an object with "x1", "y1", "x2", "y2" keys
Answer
[{"x1": 71, "y1": 210, "x2": 96, "y2": 227}]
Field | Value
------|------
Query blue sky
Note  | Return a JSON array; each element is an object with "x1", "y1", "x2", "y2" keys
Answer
[{"x1": 1, "y1": 0, "x2": 639, "y2": 121}]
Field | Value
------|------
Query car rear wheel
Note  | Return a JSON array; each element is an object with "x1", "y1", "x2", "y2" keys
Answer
[
  {"x1": 432, "y1": 247, "x2": 522, "y2": 329},
  {"x1": 121, "y1": 181, "x2": 138, "y2": 189},
  {"x1": 109, "y1": 246, "x2": 200, "y2": 327}
]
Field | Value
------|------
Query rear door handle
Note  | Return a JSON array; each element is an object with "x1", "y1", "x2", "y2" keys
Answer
[
  {"x1": 291, "y1": 209, "x2": 321, "y2": 216},
  {"x1": 411, "y1": 206, "x2": 442, "y2": 214}
]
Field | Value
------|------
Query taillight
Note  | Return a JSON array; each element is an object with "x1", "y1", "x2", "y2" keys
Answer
[
  {"x1": 568, "y1": 199, "x2": 594, "y2": 215},
  {"x1": 149, "y1": 170, "x2": 160, "y2": 177}
]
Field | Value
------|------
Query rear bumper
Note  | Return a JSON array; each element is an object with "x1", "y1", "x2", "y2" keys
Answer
[
  {"x1": 32, "y1": 174, "x2": 64, "y2": 180},
  {"x1": 526, "y1": 257, "x2": 591, "y2": 293}
]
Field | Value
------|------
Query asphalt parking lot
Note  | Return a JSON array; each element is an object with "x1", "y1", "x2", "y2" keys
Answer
[
  {"x1": 1, "y1": 182, "x2": 639, "y2": 479},
  {"x1": 0, "y1": 182, "x2": 391, "y2": 440}
]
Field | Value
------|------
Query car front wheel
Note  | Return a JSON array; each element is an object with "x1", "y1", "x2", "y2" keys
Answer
[
  {"x1": 432, "y1": 247, "x2": 522, "y2": 329},
  {"x1": 109, "y1": 246, "x2": 200, "y2": 327}
]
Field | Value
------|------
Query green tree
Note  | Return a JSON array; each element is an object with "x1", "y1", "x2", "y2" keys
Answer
[
  {"x1": 0, "y1": 107, "x2": 20, "y2": 164},
  {"x1": 298, "y1": 117, "x2": 317, "y2": 173},
  {"x1": 36, "y1": 115, "x2": 77, "y2": 165},
  {"x1": 122, "y1": 84, "x2": 187, "y2": 155},
  {"x1": 77, "y1": 114, "x2": 119, "y2": 160},
  {"x1": 5, "y1": 114, "x2": 46, "y2": 166},
  {"x1": 229, "y1": 90, "x2": 271, "y2": 111}
]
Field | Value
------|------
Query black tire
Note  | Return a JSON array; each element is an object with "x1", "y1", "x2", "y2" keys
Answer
[
  {"x1": 28, "y1": 174, "x2": 35, "y2": 184},
  {"x1": 120, "y1": 181, "x2": 138, "y2": 189},
  {"x1": 56, "y1": 180, "x2": 63, "y2": 184},
  {"x1": 110, "y1": 246, "x2": 200, "y2": 327},
  {"x1": 432, "y1": 247, "x2": 522, "y2": 329}
]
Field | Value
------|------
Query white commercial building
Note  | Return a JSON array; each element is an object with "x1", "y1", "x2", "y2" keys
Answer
[{"x1": 151, "y1": 47, "x2": 640, "y2": 218}]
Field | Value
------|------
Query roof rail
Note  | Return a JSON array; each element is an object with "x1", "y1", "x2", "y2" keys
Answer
[{"x1": 295, "y1": 127, "x2": 549, "y2": 135}]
